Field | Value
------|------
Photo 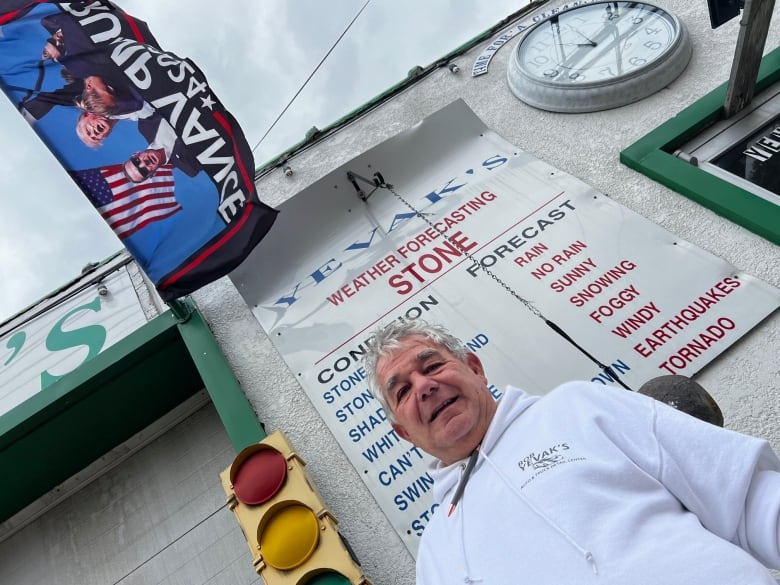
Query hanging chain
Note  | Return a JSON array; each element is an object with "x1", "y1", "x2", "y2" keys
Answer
[
  {"x1": 385, "y1": 184, "x2": 543, "y2": 319},
  {"x1": 380, "y1": 181, "x2": 632, "y2": 391}
]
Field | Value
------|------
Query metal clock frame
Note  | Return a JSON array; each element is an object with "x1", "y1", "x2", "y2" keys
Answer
[{"x1": 507, "y1": 1, "x2": 693, "y2": 113}]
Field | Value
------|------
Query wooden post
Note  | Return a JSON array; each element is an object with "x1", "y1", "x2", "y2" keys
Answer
[{"x1": 723, "y1": 0, "x2": 777, "y2": 117}]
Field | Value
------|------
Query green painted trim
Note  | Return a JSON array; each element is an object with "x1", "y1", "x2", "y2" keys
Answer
[
  {"x1": 0, "y1": 295, "x2": 263, "y2": 523},
  {"x1": 0, "y1": 311, "x2": 204, "y2": 523},
  {"x1": 621, "y1": 46, "x2": 780, "y2": 245},
  {"x1": 175, "y1": 299, "x2": 265, "y2": 450},
  {"x1": 0, "y1": 311, "x2": 177, "y2": 443}
]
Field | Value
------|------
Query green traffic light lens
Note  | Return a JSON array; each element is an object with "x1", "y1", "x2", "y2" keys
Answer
[
  {"x1": 301, "y1": 571, "x2": 351, "y2": 585},
  {"x1": 232, "y1": 447, "x2": 287, "y2": 505},
  {"x1": 304, "y1": 571, "x2": 352, "y2": 584},
  {"x1": 260, "y1": 504, "x2": 320, "y2": 569}
]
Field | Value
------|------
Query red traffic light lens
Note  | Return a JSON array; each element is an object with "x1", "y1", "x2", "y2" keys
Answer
[
  {"x1": 232, "y1": 447, "x2": 287, "y2": 505},
  {"x1": 260, "y1": 503, "x2": 320, "y2": 569}
]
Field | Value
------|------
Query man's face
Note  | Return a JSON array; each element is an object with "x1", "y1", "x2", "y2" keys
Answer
[
  {"x1": 124, "y1": 149, "x2": 164, "y2": 183},
  {"x1": 376, "y1": 336, "x2": 496, "y2": 464},
  {"x1": 79, "y1": 112, "x2": 113, "y2": 145},
  {"x1": 84, "y1": 76, "x2": 117, "y2": 108},
  {"x1": 41, "y1": 40, "x2": 61, "y2": 61},
  {"x1": 41, "y1": 30, "x2": 63, "y2": 60}
]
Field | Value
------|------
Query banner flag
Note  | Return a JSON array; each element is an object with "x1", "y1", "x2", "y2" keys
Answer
[{"x1": 0, "y1": 1, "x2": 278, "y2": 300}]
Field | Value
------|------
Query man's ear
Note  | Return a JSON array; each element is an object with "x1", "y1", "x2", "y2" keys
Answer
[
  {"x1": 392, "y1": 422, "x2": 412, "y2": 443},
  {"x1": 465, "y1": 352, "x2": 487, "y2": 382}
]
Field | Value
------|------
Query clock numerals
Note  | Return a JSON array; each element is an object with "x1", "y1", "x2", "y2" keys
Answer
[
  {"x1": 528, "y1": 54, "x2": 551, "y2": 68},
  {"x1": 543, "y1": 69, "x2": 587, "y2": 82},
  {"x1": 599, "y1": 66, "x2": 617, "y2": 78},
  {"x1": 629, "y1": 56, "x2": 648, "y2": 67},
  {"x1": 529, "y1": 39, "x2": 554, "y2": 53},
  {"x1": 644, "y1": 40, "x2": 663, "y2": 51}
]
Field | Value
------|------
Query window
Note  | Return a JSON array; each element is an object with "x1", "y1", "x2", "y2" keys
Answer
[{"x1": 621, "y1": 46, "x2": 780, "y2": 245}]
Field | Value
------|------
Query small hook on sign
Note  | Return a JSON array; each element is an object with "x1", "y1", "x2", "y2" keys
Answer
[{"x1": 346, "y1": 170, "x2": 392, "y2": 201}]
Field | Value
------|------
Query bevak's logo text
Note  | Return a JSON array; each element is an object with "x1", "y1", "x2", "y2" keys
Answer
[{"x1": 518, "y1": 443, "x2": 570, "y2": 472}]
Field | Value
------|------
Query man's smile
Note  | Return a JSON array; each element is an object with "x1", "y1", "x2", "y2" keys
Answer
[{"x1": 430, "y1": 397, "x2": 457, "y2": 423}]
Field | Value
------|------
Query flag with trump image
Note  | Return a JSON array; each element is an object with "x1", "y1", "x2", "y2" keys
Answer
[{"x1": 0, "y1": 1, "x2": 278, "y2": 301}]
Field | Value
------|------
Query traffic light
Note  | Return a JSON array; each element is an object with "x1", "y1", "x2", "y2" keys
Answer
[{"x1": 220, "y1": 430, "x2": 372, "y2": 585}]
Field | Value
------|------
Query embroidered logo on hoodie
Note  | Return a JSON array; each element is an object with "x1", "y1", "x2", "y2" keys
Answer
[
  {"x1": 518, "y1": 443, "x2": 570, "y2": 471},
  {"x1": 518, "y1": 443, "x2": 585, "y2": 487}
]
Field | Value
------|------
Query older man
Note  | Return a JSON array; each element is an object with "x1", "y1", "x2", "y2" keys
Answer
[
  {"x1": 23, "y1": 11, "x2": 151, "y2": 126},
  {"x1": 122, "y1": 148, "x2": 168, "y2": 183},
  {"x1": 122, "y1": 115, "x2": 200, "y2": 183},
  {"x1": 364, "y1": 320, "x2": 780, "y2": 585},
  {"x1": 75, "y1": 111, "x2": 117, "y2": 148},
  {"x1": 23, "y1": 74, "x2": 142, "y2": 122}
]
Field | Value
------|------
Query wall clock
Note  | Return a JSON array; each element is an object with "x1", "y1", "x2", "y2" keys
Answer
[{"x1": 507, "y1": 1, "x2": 692, "y2": 113}]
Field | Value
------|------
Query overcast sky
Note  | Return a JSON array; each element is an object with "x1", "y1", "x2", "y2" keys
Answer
[{"x1": 0, "y1": 0, "x2": 529, "y2": 322}]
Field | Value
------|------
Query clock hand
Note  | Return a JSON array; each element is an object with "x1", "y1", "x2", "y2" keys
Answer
[
  {"x1": 549, "y1": 17, "x2": 568, "y2": 62},
  {"x1": 570, "y1": 27, "x2": 597, "y2": 47}
]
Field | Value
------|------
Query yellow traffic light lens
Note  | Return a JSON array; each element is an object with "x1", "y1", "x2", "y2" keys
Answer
[
  {"x1": 303, "y1": 571, "x2": 352, "y2": 584},
  {"x1": 232, "y1": 447, "x2": 287, "y2": 505},
  {"x1": 260, "y1": 504, "x2": 320, "y2": 569}
]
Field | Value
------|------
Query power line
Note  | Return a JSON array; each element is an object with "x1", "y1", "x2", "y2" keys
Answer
[{"x1": 251, "y1": 0, "x2": 371, "y2": 154}]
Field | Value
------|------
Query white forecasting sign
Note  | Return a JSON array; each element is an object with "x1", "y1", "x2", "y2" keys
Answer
[{"x1": 231, "y1": 100, "x2": 780, "y2": 554}]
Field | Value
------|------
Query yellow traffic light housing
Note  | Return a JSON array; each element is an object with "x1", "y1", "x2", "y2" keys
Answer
[{"x1": 220, "y1": 431, "x2": 372, "y2": 584}]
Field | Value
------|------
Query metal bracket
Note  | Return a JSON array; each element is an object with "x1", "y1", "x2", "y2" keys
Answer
[
  {"x1": 168, "y1": 297, "x2": 195, "y2": 323},
  {"x1": 346, "y1": 170, "x2": 391, "y2": 201}
]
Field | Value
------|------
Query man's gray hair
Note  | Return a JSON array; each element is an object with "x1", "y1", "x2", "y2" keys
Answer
[{"x1": 363, "y1": 320, "x2": 467, "y2": 421}]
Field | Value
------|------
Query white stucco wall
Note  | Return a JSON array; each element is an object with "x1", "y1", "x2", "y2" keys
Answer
[
  {"x1": 192, "y1": 2, "x2": 780, "y2": 583},
  {"x1": 0, "y1": 397, "x2": 261, "y2": 585}
]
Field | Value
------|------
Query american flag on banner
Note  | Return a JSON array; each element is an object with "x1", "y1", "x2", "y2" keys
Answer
[{"x1": 71, "y1": 164, "x2": 181, "y2": 240}]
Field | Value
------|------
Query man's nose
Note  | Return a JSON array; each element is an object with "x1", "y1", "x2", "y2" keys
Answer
[{"x1": 411, "y1": 373, "x2": 437, "y2": 400}]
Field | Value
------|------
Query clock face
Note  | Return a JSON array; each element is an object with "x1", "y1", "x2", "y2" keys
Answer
[
  {"x1": 517, "y1": 2, "x2": 679, "y2": 86},
  {"x1": 507, "y1": 1, "x2": 692, "y2": 112}
]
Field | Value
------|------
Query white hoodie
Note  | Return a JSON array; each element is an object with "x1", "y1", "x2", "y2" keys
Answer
[{"x1": 417, "y1": 382, "x2": 780, "y2": 584}]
